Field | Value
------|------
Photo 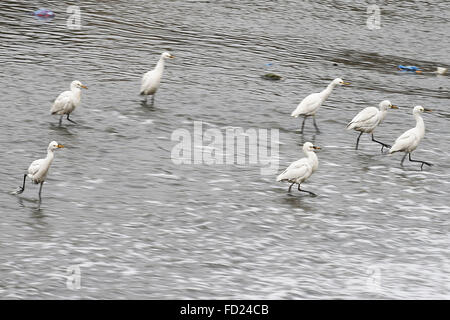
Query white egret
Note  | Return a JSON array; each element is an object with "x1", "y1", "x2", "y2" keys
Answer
[
  {"x1": 291, "y1": 78, "x2": 350, "y2": 133},
  {"x1": 51, "y1": 80, "x2": 88, "y2": 125},
  {"x1": 346, "y1": 100, "x2": 398, "y2": 151},
  {"x1": 15, "y1": 141, "x2": 64, "y2": 201},
  {"x1": 276, "y1": 142, "x2": 320, "y2": 196},
  {"x1": 140, "y1": 51, "x2": 175, "y2": 104},
  {"x1": 389, "y1": 106, "x2": 433, "y2": 170}
]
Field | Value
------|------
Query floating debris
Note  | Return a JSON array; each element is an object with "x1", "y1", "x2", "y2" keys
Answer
[
  {"x1": 262, "y1": 73, "x2": 283, "y2": 81},
  {"x1": 397, "y1": 65, "x2": 422, "y2": 73},
  {"x1": 32, "y1": 9, "x2": 55, "y2": 19},
  {"x1": 435, "y1": 67, "x2": 447, "y2": 75}
]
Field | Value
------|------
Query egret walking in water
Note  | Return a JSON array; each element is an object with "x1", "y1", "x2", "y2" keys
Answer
[
  {"x1": 276, "y1": 142, "x2": 320, "y2": 196},
  {"x1": 291, "y1": 78, "x2": 350, "y2": 133},
  {"x1": 140, "y1": 51, "x2": 174, "y2": 104},
  {"x1": 51, "y1": 80, "x2": 88, "y2": 125},
  {"x1": 389, "y1": 106, "x2": 432, "y2": 170},
  {"x1": 15, "y1": 141, "x2": 64, "y2": 201},
  {"x1": 346, "y1": 100, "x2": 398, "y2": 151}
]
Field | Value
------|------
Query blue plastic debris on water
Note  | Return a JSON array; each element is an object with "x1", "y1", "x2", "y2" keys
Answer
[
  {"x1": 32, "y1": 9, "x2": 55, "y2": 18},
  {"x1": 397, "y1": 65, "x2": 422, "y2": 72}
]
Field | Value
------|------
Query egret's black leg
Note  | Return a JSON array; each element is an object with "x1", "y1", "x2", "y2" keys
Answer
[
  {"x1": 355, "y1": 132, "x2": 363, "y2": 150},
  {"x1": 288, "y1": 182, "x2": 295, "y2": 192},
  {"x1": 298, "y1": 184, "x2": 316, "y2": 196},
  {"x1": 408, "y1": 153, "x2": 433, "y2": 170},
  {"x1": 312, "y1": 116, "x2": 320, "y2": 133},
  {"x1": 59, "y1": 116, "x2": 63, "y2": 126},
  {"x1": 151, "y1": 94, "x2": 155, "y2": 105},
  {"x1": 67, "y1": 114, "x2": 77, "y2": 124},
  {"x1": 16, "y1": 174, "x2": 27, "y2": 194},
  {"x1": 38, "y1": 182, "x2": 44, "y2": 201},
  {"x1": 371, "y1": 134, "x2": 391, "y2": 152},
  {"x1": 400, "y1": 153, "x2": 407, "y2": 166},
  {"x1": 300, "y1": 116, "x2": 308, "y2": 133}
]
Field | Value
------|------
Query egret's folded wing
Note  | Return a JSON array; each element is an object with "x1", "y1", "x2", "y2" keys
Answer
[
  {"x1": 28, "y1": 158, "x2": 43, "y2": 176},
  {"x1": 141, "y1": 70, "x2": 156, "y2": 91},
  {"x1": 347, "y1": 107, "x2": 378, "y2": 129},
  {"x1": 277, "y1": 159, "x2": 310, "y2": 181},
  {"x1": 51, "y1": 91, "x2": 72, "y2": 114},
  {"x1": 291, "y1": 92, "x2": 321, "y2": 117},
  {"x1": 390, "y1": 129, "x2": 416, "y2": 153}
]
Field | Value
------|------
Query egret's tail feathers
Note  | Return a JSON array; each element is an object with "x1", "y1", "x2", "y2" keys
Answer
[
  {"x1": 388, "y1": 144, "x2": 400, "y2": 154},
  {"x1": 346, "y1": 122, "x2": 355, "y2": 130}
]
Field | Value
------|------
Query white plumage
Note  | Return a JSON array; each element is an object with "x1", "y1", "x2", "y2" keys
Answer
[
  {"x1": 346, "y1": 100, "x2": 397, "y2": 150},
  {"x1": 51, "y1": 80, "x2": 88, "y2": 125},
  {"x1": 277, "y1": 142, "x2": 320, "y2": 195},
  {"x1": 15, "y1": 141, "x2": 64, "y2": 200},
  {"x1": 291, "y1": 78, "x2": 350, "y2": 133},
  {"x1": 140, "y1": 51, "x2": 174, "y2": 103},
  {"x1": 389, "y1": 106, "x2": 433, "y2": 170}
]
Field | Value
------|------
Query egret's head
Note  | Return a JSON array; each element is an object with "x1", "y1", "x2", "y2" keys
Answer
[
  {"x1": 162, "y1": 51, "x2": 175, "y2": 59},
  {"x1": 380, "y1": 100, "x2": 398, "y2": 110},
  {"x1": 48, "y1": 141, "x2": 64, "y2": 151},
  {"x1": 71, "y1": 80, "x2": 88, "y2": 90},
  {"x1": 303, "y1": 142, "x2": 321, "y2": 152},
  {"x1": 333, "y1": 78, "x2": 350, "y2": 86},
  {"x1": 413, "y1": 105, "x2": 432, "y2": 114}
]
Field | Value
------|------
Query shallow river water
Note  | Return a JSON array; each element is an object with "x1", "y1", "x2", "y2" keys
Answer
[{"x1": 0, "y1": 0, "x2": 449, "y2": 299}]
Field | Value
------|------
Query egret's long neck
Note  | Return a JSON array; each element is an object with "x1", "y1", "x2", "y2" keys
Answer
[
  {"x1": 321, "y1": 82, "x2": 336, "y2": 100},
  {"x1": 378, "y1": 109, "x2": 388, "y2": 123},
  {"x1": 414, "y1": 112, "x2": 425, "y2": 132},
  {"x1": 305, "y1": 150, "x2": 318, "y2": 163},
  {"x1": 71, "y1": 86, "x2": 82, "y2": 99},
  {"x1": 45, "y1": 149, "x2": 55, "y2": 165},
  {"x1": 155, "y1": 56, "x2": 165, "y2": 73},
  {"x1": 306, "y1": 150, "x2": 319, "y2": 171}
]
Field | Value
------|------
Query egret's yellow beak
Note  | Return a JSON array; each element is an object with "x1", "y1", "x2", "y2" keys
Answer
[
  {"x1": 313, "y1": 146, "x2": 321, "y2": 150},
  {"x1": 342, "y1": 82, "x2": 351, "y2": 85},
  {"x1": 81, "y1": 85, "x2": 88, "y2": 89},
  {"x1": 57, "y1": 144, "x2": 64, "y2": 148},
  {"x1": 390, "y1": 105, "x2": 398, "y2": 109},
  {"x1": 169, "y1": 55, "x2": 175, "y2": 59},
  {"x1": 423, "y1": 108, "x2": 432, "y2": 112}
]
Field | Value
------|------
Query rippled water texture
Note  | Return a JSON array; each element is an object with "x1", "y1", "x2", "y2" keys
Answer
[{"x1": 0, "y1": 0, "x2": 449, "y2": 299}]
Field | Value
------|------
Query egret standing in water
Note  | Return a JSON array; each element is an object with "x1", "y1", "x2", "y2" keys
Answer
[
  {"x1": 140, "y1": 51, "x2": 174, "y2": 104},
  {"x1": 389, "y1": 106, "x2": 433, "y2": 170},
  {"x1": 291, "y1": 78, "x2": 350, "y2": 133},
  {"x1": 276, "y1": 142, "x2": 320, "y2": 196},
  {"x1": 51, "y1": 80, "x2": 88, "y2": 125},
  {"x1": 346, "y1": 100, "x2": 398, "y2": 151},
  {"x1": 15, "y1": 141, "x2": 64, "y2": 201}
]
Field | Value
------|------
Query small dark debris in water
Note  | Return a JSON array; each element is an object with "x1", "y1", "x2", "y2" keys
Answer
[
  {"x1": 397, "y1": 65, "x2": 422, "y2": 73},
  {"x1": 333, "y1": 63, "x2": 338, "y2": 66},
  {"x1": 32, "y1": 9, "x2": 55, "y2": 18},
  {"x1": 262, "y1": 73, "x2": 283, "y2": 81}
]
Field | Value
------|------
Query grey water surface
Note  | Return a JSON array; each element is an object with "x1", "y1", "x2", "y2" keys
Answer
[{"x1": 0, "y1": 0, "x2": 449, "y2": 299}]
